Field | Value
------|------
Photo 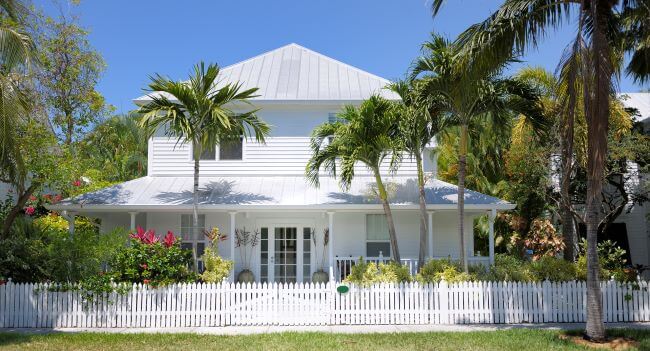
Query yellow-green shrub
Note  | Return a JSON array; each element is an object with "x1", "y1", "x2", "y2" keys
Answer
[
  {"x1": 377, "y1": 261, "x2": 412, "y2": 283},
  {"x1": 416, "y1": 258, "x2": 473, "y2": 283},
  {"x1": 528, "y1": 256, "x2": 577, "y2": 282},
  {"x1": 200, "y1": 247, "x2": 233, "y2": 283}
]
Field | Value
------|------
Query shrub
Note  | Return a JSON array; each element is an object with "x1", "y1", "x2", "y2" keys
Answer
[
  {"x1": 110, "y1": 227, "x2": 197, "y2": 286},
  {"x1": 344, "y1": 258, "x2": 381, "y2": 286},
  {"x1": 524, "y1": 218, "x2": 565, "y2": 260},
  {"x1": 416, "y1": 258, "x2": 473, "y2": 284},
  {"x1": 200, "y1": 247, "x2": 233, "y2": 283},
  {"x1": 485, "y1": 254, "x2": 534, "y2": 282},
  {"x1": 528, "y1": 256, "x2": 576, "y2": 282},
  {"x1": 376, "y1": 261, "x2": 412, "y2": 283}
]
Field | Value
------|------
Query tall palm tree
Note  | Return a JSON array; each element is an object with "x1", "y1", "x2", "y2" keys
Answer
[
  {"x1": 0, "y1": 0, "x2": 37, "y2": 237},
  {"x1": 139, "y1": 62, "x2": 270, "y2": 266},
  {"x1": 306, "y1": 95, "x2": 403, "y2": 262},
  {"x1": 430, "y1": 0, "x2": 650, "y2": 340},
  {"x1": 389, "y1": 80, "x2": 443, "y2": 269},
  {"x1": 411, "y1": 34, "x2": 546, "y2": 272}
]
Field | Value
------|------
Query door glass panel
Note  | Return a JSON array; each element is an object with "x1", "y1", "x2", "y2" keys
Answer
[
  {"x1": 260, "y1": 227, "x2": 269, "y2": 283},
  {"x1": 303, "y1": 227, "x2": 312, "y2": 282},
  {"x1": 273, "y1": 226, "x2": 298, "y2": 283}
]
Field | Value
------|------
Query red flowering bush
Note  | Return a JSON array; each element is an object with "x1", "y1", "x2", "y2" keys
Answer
[{"x1": 109, "y1": 227, "x2": 197, "y2": 286}]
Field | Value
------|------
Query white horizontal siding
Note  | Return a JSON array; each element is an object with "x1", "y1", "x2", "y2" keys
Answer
[{"x1": 150, "y1": 136, "x2": 419, "y2": 177}]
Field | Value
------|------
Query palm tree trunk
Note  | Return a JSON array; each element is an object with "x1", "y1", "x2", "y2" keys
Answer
[
  {"x1": 560, "y1": 110, "x2": 576, "y2": 261},
  {"x1": 192, "y1": 146, "x2": 200, "y2": 272},
  {"x1": 584, "y1": 4, "x2": 610, "y2": 340},
  {"x1": 458, "y1": 125, "x2": 468, "y2": 273},
  {"x1": 416, "y1": 153, "x2": 428, "y2": 270},
  {"x1": 374, "y1": 169, "x2": 400, "y2": 262}
]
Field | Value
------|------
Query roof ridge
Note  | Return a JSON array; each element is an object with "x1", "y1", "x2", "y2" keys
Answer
[{"x1": 221, "y1": 43, "x2": 393, "y2": 84}]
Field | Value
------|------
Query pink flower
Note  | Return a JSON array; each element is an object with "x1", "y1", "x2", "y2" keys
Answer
[
  {"x1": 143, "y1": 279, "x2": 150, "y2": 285},
  {"x1": 28, "y1": 195, "x2": 37, "y2": 201},
  {"x1": 140, "y1": 263, "x2": 148, "y2": 270},
  {"x1": 129, "y1": 226, "x2": 147, "y2": 241},
  {"x1": 24, "y1": 206, "x2": 35, "y2": 216},
  {"x1": 72, "y1": 180, "x2": 81, "y2": 187},
  {"x1": 52, "y1": 194, "x2": 62, "y2": 203},
  {"x1": 163, "y1": 231, "x2": 177, "y2": 248}
]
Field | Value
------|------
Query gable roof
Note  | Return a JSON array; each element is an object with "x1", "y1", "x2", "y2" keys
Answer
[
  {"x1": 134, "y1": 43, "x2": 399, "y2": 104},
  {"x1": 48, "y1": 176, "x2": 514, "y2": 212}
]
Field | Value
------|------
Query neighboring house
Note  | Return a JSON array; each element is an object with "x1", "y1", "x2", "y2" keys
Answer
[
  {"x1": 48, "y1": 43, "x2": 514, "y2": 283},
  {"x1": 615, "y1": 92, "x2": 649, "y2": 270}
]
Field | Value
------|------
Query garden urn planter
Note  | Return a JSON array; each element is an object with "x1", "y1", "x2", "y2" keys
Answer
[
  {"x1": 237, "y1": 269, "x2": 255, "y2": 283},
  {"x1": 312, "y1": 270, "x2": 329, "y2": 283}
]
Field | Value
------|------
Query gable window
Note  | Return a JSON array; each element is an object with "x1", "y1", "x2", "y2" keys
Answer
[
  {"x1": 328, "y1": 112, "x2": 344, "y2": 124},
  {"x1": 193, "y1": 142, "x2": 216, "y2": 160},
  {"x1": 219, "y1": 137, "x2": 243, "y2": 160},
  {"x1": 366, "y1": 214, "x2": 391, "y2": 257},
  {"x1": 180, "y1": 214, "x2": 206, "y2": 271}
]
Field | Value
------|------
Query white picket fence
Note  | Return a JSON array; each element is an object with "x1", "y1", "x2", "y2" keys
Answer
[{"x1": 1, "y1": 280, "x2": 649, "y2": 328}]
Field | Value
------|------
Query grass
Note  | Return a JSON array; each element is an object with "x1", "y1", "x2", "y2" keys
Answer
[{"x1": 1, "y1": 329, "x2": 649, "y2": 351}]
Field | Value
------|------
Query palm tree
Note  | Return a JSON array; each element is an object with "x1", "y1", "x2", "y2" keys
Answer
[
  {"x1": 139, "y1": 62, "x2": 270, "y2": 266},
  {"x1": 411, "y1": 34, "x2": 546, "y2": 272},
  {"x1": 0, "y1": 0, "x2": 37, "y2": 236},
  {"x1": 430, "y1": 0, "x2": 650, "y2": 340},
  {"x1": 81, "y1": 113, "x2": 148, "y2": 181},
  {"x1": 306, "y1": 95, "x2": 403, "y2": 262},
  {"x1": 389, "y1": 80, "x2": 443, "y2": 269}
]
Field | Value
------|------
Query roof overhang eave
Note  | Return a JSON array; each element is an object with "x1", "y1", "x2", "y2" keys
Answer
[{"x1": 46, "y1": 202, "x2": 515, "y2": 213}]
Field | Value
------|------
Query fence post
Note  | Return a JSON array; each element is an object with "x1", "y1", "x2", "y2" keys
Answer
[
  {"x1": 439, "y1": 280, "x2": 449, "y2": 324},
  {"x1": 543, "y1": 280, "x2": 551, "y2": 322}
]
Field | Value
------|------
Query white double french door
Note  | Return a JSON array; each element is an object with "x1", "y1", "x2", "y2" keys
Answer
[{"x1": 259, "y1": 224, "x2": 312, "y2": 283}]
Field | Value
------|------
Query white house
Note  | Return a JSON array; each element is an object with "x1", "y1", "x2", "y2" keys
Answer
[{"x1": 48, "y1": 43, "x2": 514, "y2": 283}]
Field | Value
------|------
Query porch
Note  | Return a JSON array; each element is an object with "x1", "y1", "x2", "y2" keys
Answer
[
  {"x1": 94, "y1": 208, "x2": 498, "y2": 283},
  {"x1": 49, "y1": 175, "x2": 512, "y2": 283}
]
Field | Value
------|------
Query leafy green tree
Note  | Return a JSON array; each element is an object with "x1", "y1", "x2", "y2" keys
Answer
[
  {"x1": 432, "y1": 0, "x2": 650, "y2": 338},
  {"x1": 139, "y1": 62, "x2": 270, "y2": 267},
  {"x1": 389, "y1": 80, "x2": 443, "y2": 268},
  {"x1": 306, "y1": 96, "x2": 403, "y2": 262},
  {"x1": 411, "y1": 34, "x2": 546, "y2": 272},
  {"x1": 36, "y1": 10, "x2": 110, "y2": 145}
]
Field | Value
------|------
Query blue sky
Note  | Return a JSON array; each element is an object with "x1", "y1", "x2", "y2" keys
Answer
[{"x1": 41, "y1": 0, "x2": 648, "y2": 114}]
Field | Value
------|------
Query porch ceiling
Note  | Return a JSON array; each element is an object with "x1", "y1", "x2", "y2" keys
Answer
[{"x1": 47, "y1": 176, "x2": 514, "y2": 212}]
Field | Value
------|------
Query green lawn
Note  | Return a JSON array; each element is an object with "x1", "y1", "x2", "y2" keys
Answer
[{"x1": 0, "y1": 329, "x2": 648, "y2": 351}]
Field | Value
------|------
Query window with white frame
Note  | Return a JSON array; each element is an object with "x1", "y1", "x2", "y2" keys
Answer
[
  {"x1": 219, "y1": 137, "x2": 243, "y2": 160},
  {"x1": 180, "y1": 214, "x2": 206, "y2": 271},
  {"x1": 366, "y1": 214, "x2": 391, "y2": 257},
  {"x1": 192, "y1": 142, "x2": 216, "y2": 160}
]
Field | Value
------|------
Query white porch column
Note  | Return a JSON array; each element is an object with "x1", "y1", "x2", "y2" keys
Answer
[
  {"x1": 229, "y1": 211, "x2": 237, "y2": 282},
  {"x1": 327, "y1": 211, "x2": 335, "y2": 281},
  {"x1": 129, "y1": 212, "x2": 138, "y2": 231},
  {"x1": 488, "y1": 208, "x2": 496, "y2": 265},
  {"x1": 427, "y1": 211, "x2": 434, "y2": 259},
  {"x1": 61, "y1": 211, "x2": 76, "y2": 239}
]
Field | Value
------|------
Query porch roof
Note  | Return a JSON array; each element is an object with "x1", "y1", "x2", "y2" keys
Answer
[{"x1": 47, "y1": 176, "x2": 515, "y2": 212}]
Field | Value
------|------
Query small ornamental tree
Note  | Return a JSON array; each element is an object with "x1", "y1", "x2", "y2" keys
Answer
[
  {"x1": 110, "y1": 226, "x2": 196, "y2": 286},
  {"x1": 200, "y1": 227, "x2": 233, "y2": 283}
]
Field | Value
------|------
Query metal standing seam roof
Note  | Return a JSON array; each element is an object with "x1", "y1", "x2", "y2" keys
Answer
[
  {"x1": 134, "y1": 43, "x2": 400, "y2": 104},
  {"x1": 619, "y1": 92, "x2": 650, "y2": 122},
  {"x1": 48, "y1": 176, "x2": 515, "y2": 212}
]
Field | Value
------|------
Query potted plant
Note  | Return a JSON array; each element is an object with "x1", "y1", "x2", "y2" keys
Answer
[
  {"x1": 201, "y1": 227, "x2": 233, "y2": 283},
  {"x1": 312, "y1": 228, "x2": 329, "y2": 283},
  {"x1": 235, "y1": 227, "x2": 258, "y2": 283}
]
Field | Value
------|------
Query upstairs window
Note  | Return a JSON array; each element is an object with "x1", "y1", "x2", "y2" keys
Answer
[
  {"x1": 193, "y1": 142, "x2": 216, "y2": 160},
  {"x1": 328, "y1": 112, "x2": 345, "y2": 124},
  {"x1": 219, "y1": 137, "x2": 243, "y2": 160},
  {"x1": 366, "y1": 214, "x2": 391, "y2": 257}
]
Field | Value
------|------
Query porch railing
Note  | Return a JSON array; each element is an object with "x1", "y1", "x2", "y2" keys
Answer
[{"x1": 334, "y1": 256, "x2": 491, "y2": 281}]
